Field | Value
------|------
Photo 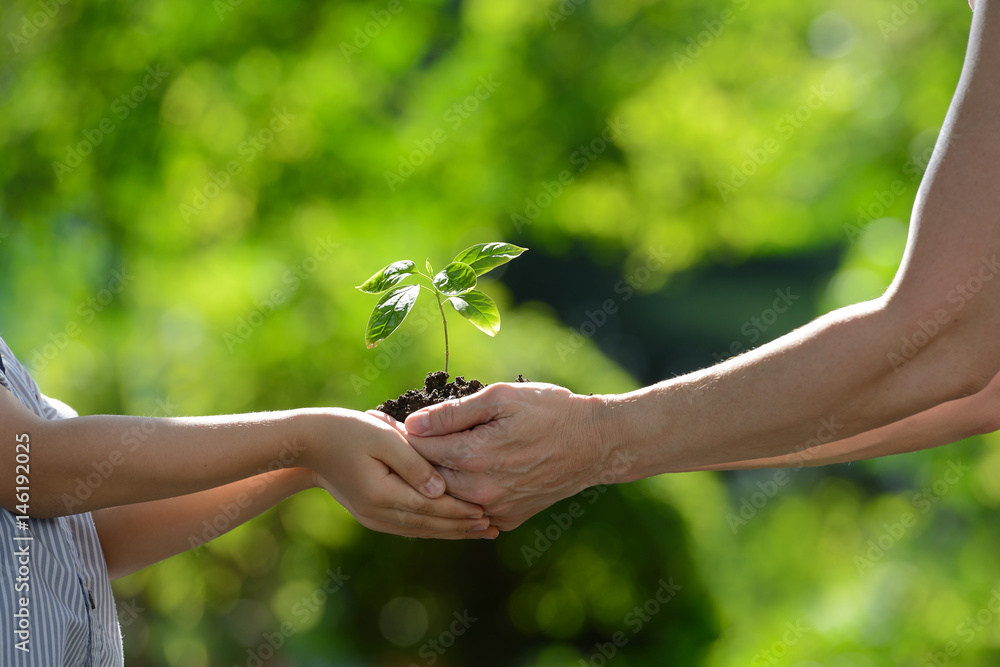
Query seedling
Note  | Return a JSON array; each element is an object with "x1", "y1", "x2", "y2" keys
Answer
[{"x1": 357, "y1": 242, "x2": 527, "y2": 375}]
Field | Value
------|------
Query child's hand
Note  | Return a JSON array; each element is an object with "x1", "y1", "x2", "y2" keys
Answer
[{"x1": 305, "y1": 409, "x2": 498, "y2": 539}]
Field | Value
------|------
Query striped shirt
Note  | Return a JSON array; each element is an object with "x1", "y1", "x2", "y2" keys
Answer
[{"x1": 0, "y1": 336, "x2": 123, "y2": 666}]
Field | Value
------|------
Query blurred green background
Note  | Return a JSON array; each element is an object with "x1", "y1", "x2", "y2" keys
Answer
[{"x1": 2, "y1": 0, "x2": 998, "y2": 665}]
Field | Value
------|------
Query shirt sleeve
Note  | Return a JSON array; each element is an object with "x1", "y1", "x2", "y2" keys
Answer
[{"x1": 39, "y1": 393, "x2": 79, "y2": 420}]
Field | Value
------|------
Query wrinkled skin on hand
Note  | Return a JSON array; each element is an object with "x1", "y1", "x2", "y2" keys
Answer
[{"x1": 397, "y1": 382, "x2": 631, "y2": 531}]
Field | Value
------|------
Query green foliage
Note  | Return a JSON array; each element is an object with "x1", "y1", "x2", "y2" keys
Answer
[
  {"x1": 448, "y1": 290, "x2": 501, "y2": 337},
  {"x1": 363, "y1": 284, "x2": 421, "y2": 349},
  {"x1": 356, "y1": 260, "x2": 417, "y2": 294},
  {"x1": 454, "y1": 242, "x2": 529, "y2": 276},
  {"x1": 358, "y1": 242, "x2": 524, "y2": 372},
  {"x1": 431, "y1": 261, "x2": 477, "y2": 295}
]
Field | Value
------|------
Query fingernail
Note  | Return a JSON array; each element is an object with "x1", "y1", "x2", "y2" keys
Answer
[
  {"x1": 423, "y1": 476, "x2": 444, "y2": 497},
  {"x1": 407, "y1": 411, "x2": 430, "y2": 435}
]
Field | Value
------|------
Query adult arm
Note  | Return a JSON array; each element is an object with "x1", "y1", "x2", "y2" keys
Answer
[
  {"x1": 403, "y1": 1, "x2": 1000, "y2": 527},
  {"x1": 685, "y1": 370, "x2": 1000, "y2": 471},
  {"x1": 0, "y1": 386, "x2": 495, "y2": 539}
]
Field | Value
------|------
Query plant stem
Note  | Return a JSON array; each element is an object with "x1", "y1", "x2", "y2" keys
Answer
[{"x1": 433, "y1": 290, "x2": 450, "y2": 375}]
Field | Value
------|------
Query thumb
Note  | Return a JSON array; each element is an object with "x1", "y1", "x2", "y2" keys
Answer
[
  {"x1": 376, "y1": 430, "x2": 447, "y2": 498},
  {"x1": 404, "y1": 386, "x2": 503, "y2": 437}
]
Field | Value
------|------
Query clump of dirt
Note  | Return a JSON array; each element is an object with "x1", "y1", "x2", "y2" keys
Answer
[{"x1": 378, "y1": 371, "x2": 527, "y2": 422}]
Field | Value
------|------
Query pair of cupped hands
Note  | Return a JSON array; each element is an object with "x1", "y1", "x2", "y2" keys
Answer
[{"x1": 310, "y1": 381, "x2": 606, "y2": 540}]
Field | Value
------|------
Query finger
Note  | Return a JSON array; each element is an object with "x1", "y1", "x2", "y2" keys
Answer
[
  {"x1": 383, "y1": 473, "x2": 485, "y2": 519},
  {"x1": 366, "y1": 409, "x2": 400, "y2": 428},
  {"x1": 369, "y1": 520, "x2": 500, "y2": 540},
  {"x1": 373, "y1": 426, "x2": 448, "y2": 498},
  {"x1": 393, "y1": 519, "x2": 499, "y2": 540},
  {"x1": 405, "y1": 431, "x2": 465, "y2": 469},
  {"x1": 434, "y1": 464, "x2": 479, "y2": 503},
  {"x1": 373, "y1": 506, "x2": 492, "y2": 535},
  {"x1": 367, "y1": 410, "x2": 410, "y2": 438},
  {"x1": 405, "y1": 525, "x2": 498, "y2": 540},
  {"x1": 404, "y1": 385, "x2": 507, "y2": 436}
]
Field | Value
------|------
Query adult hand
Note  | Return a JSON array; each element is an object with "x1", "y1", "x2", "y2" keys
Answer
[
  {"x1": 401, "y1": 383, "x2": 632, "y2": 531},
  {"x1": 305, "y1": 409, "x2": 498, "y2": 539}
]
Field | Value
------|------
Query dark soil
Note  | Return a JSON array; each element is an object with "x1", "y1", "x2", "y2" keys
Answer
[{"x1": 378, "y1": 371, "x2": 527, "y2": 422}]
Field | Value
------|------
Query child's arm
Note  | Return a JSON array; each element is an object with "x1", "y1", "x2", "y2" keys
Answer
[
  {"x1": 92, "y1": 468, "x2": 314, "y2": 579},
  {"x1": 0, "y1": 388, "x2": 490, "y2": 539},
  {"x1": 95, "y1": 463, "x2": 497, "y2": 581}
]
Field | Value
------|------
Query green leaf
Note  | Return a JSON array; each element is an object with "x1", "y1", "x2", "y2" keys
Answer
[
  {"x1": 448, "y1": 290, "x2": 501, "y2": 336},
  {"x1": 432, "y1": 261, "x2": 477, "y2": 296},
  {"x1": 452, "y1": 242, "x2": 527, "y2": 276},
  {"x1": 356, "y1": 260, "x2": 416, "y2": 294},
  {"x1": 425, "y1": 258, "x2": 433, "y2": 275},
  {"x1": 365, "y1": 285, "x2": 420, "y2": 348}
]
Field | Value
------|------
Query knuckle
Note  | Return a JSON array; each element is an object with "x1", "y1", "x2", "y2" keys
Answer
[
  {"x1": 409, "y1": 495, "x2": 432, "y2": 513},
  {"x1": 437, "y1": 399, "x2": 462, "y2": 430},
  {"x1": 400, "y1": 512, "x2": 425, "y2": 529},
  {"x1": 484, "y1": 382, "x2": 511, "y2": 402}
]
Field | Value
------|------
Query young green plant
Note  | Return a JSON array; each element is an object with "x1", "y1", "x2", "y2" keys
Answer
[{"x1": 356, "y1": 242, "x2": 527, "y2": 375}]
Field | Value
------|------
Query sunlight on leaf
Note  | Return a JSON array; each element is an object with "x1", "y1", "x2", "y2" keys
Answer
[
  {"x1": 448, "y1": 289, "x2": 500, "y2": 336},
  {"x1": 356, "y1": 260, "x2": 416, "y2": 294},
  {"x1": 365, "y1": 284, "x2": 420, "y2": 348},
  {"x1": 432, "y1": 261, "x2": 477, "y2": 296},
  {"x1": 452, "y1": 243, "x2": 527, "y2": 277}
]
